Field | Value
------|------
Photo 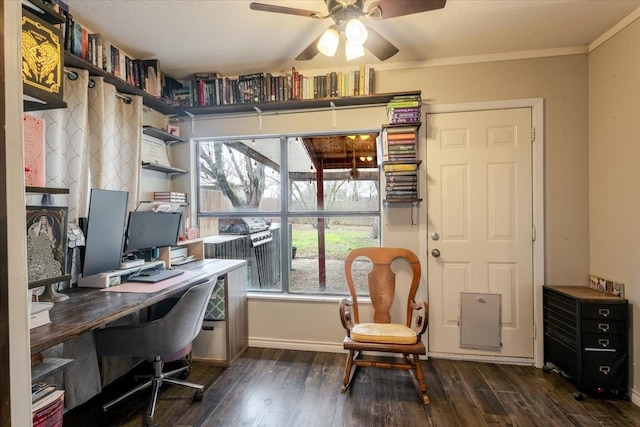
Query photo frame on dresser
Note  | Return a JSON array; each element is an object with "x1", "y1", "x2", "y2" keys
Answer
[{"x1": 26, "y1": 205, "x2": 68, "y2": 283}]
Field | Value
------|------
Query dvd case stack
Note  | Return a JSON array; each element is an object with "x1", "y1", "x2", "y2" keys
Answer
[{"x1": 386, "y1": 94, "x2": 421, "y2": 125}]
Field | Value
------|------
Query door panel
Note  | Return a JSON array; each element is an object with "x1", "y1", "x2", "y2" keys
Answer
[{"x1": 427, "y1": 108, "x2": 533, "y2": 359}]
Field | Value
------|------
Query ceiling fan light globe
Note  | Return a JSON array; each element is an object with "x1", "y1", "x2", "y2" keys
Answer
[
  {"x1": 345, "y1": 18, "x2": 368, "y2": 45},
  {"x1": 317, "y1": 26, "x2": 340, "y2": 57},
  {"x1": 345, "y1": 39, "x2": 366, "y2": 60}
]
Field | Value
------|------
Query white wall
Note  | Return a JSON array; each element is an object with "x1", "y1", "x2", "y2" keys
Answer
[
  {"x1": 589, "y1": 16, "x2": 640, "y2": 402},
  {"x1": 177, "y1": 53, "x2": 591, "y2": 355}
]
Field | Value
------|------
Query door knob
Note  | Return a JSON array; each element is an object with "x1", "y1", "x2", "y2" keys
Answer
[{"x1": 431, "y1": 249, "x2": 441, "y2": 258}]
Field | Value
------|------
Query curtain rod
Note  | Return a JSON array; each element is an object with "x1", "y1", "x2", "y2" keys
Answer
[{"x1": 64, "y1": 68, "x2": 132, "y2": 104}]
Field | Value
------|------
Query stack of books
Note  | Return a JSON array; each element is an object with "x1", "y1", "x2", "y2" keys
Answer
[
  {"x1": 153, "y1": 192, "x2": 187, "y2": 204},
  {"x1": 32, "y1": 386, "x2": 64, "y2": 427},
  {"x1": 382, "y1": 126, "x2": 417, "y2": 163},
  {"x1": 30, "y1": 301, "x2": 54, "y2": 329},
  {"x1": 383, "y1": 164, "x2": 419, "y2": 201},
  {"x1": 387, "y1": 94, "x2": 421, "y2": 124}
]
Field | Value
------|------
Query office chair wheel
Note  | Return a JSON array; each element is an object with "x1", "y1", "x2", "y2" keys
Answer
[
  {"x1": 179, "y1": 367, "x2": 191, "y2": 380},
  {"x1": 193, "y1": 389, "x2": 204, "y2": 402}
]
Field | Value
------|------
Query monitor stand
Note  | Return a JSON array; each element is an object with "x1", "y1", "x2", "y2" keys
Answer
[{"x1": 77, "y1": 260, "x2": 165, "y2": 288}]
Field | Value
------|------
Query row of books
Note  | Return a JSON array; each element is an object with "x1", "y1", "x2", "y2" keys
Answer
[
  {"x1": 387, "y1": 94, "x2": 422, "y2": 124},
  {"x1": 55, "y1": 2, "x2": 179, "y2": 99},
  {"x1": 384, "y1": 170, "x2": 419, "y2": 200},
  {"x1": 154, "y1": 191, "x2": 187, "y2": 204},
  {"x1": 382, "y1": 125, "x2": 418, "y2": 163},
  {"x1": 174, "y1": 66, "x2": 376, "y2": 108}
]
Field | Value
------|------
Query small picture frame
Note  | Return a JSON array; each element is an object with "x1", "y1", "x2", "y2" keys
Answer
[
  {"x1": 167, "y1": 124, "x2": 180, "y2": 137},
  {"x1": 26, "y1": 206, "x2": 68, "y2": 283}
]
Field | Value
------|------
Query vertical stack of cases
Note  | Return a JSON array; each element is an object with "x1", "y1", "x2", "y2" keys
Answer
[{"x1": 381, "y1": 122, "x2": 422, "y2": 204}]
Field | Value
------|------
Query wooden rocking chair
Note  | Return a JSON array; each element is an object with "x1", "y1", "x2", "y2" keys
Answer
[{"x1": 339, "y1": 247, "x2": 429, "y2": 404}]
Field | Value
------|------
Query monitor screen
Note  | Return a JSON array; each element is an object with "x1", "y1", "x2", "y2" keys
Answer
[
  {"x1": 82, "y1": 189, "x2": 129, "y2": 277},
  {"x1": 124, "y1": 211, "x2": 182, "y2": 254}
]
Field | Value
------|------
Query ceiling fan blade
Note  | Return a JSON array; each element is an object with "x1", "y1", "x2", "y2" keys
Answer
[
  {"x1": 368, "y1": 0, "x2": 446, "y2": 19},
  {"x1": 249, "y1": 2, "x2": 323, "y2": 18},
  {"x1": 295, "y1": 34, "x2": 322, "y2": 61},
  {"x1": 364, "y1": 26, "x2": 399, "y2": 61}
]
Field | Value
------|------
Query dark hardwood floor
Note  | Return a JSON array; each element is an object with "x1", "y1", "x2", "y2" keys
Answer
[{"x1": 64, "y1": 347, "x2": 640, "y2": 426}]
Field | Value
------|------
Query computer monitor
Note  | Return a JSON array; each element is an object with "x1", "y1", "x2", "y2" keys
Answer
[
  {"x1": 124, "y1": 211, "x2": 182, "y2": 256},
  {"x1": 82, "y1": 189, "x2": 129, "y2": 277}
]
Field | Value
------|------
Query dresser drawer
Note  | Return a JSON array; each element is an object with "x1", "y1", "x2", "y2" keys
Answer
[
  {"x1": 582, "y1": 352, "x2": 627, "y2": 390},
  {"x1": 582, "y1": 334, "x2": 626, "y2": 351},
  {"x1": 582, "y1": 303, "x2": 626, "y2": 320},
  {"x1": 582, "y1": 319, "x2": 625, "y2": 335}
]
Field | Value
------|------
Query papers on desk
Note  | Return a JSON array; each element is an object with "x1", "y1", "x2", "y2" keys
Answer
[{"x1": 30, "y1": 301, "x2": 53, "y2": 329}]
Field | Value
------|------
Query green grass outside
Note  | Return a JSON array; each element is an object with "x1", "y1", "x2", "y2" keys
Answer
[{"x1": 292, "y1": 225, "x2": 376, "y2": 259}]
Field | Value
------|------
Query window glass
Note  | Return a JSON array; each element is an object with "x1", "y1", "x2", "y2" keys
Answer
[{"x1": 197, "y1": 133, "x2": 380, "y2": 295}]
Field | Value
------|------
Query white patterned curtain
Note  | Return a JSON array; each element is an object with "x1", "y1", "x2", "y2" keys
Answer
[
  {"x1": 39, "y1": 68, "x2": 142, "y2": 220},
  {"x1": 38, "y1": 68, "x2": 142, "y2": 410},
  {"x1": 86, "y1": 76, "x2": 141, "y2": 213}
]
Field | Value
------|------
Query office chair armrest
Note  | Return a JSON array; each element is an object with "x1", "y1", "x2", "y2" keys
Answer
[
  {"x1": 412, "y1": 300, "x2": 429, "y2": 336},
  {"x1": 339, "y1": 298, "x2": 354, "y2": 333}
]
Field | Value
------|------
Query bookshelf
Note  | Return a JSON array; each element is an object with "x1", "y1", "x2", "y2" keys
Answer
[
  {"x1": 381, "y1": 122, "x2": 422, "y2": 206},
  {"x1": 64, "y1": 49, "x2": 419, "y2": 118},
  {"x1": 141, "y1": 125, "x2": 188, "y2": 176}
]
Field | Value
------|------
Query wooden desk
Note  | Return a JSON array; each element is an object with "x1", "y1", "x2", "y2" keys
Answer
[{"x1": 30, "y1": 259, "x2": 246, "y2": 356}]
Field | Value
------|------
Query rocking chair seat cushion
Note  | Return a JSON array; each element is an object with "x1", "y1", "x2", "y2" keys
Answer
[{"x1": 351, "y1": 323, "x2": 417, "y2": 345}]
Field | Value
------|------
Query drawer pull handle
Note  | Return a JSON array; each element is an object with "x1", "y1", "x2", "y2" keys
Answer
[
  {"x1": 598, "y1": 339, "x2": 610, "y2": 348},
  {"x1": 598, "y1": 308, "x2": 610, "y2": 318},
  {"x1": 599, "y1": 366, "x2": 610, "y2": 375},
  {"x1": 598, "y1": 323, "x2": 609, "y2": 332}
]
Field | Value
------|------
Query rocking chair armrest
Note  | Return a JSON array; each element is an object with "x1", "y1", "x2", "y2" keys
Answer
[
  {"x1": 339, "y1": 298, "x2": 354, "y2": 332},
  {"x1": 412, "y1": 300, "x2": 429, "y2": 336}
]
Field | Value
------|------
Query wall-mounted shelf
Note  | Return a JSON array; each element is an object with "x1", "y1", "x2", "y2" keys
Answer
[
  {"x1": 142, "y1": 126, "x2": 187, "y2": 145},
  {"x1": 176, "y1": 91, "x2": 421, "y2": 118},
  {"x1": 26, "y1": 186, "x2": 70, "y2": 194},
  {"x1": 141, "y1": 162, "x2": 187, "y2": 176},
  {"x1": 64, "y1": 52, "x2": 180, "y2": 116},
  {"x1": 23, "y1": 0, "x2": 66, "y2": 24},
  {"x1": 31, "y1": 357, "x2": 73, "y2": 383},
  {"x1": 66, "y1": 52, "x2": 423, "y2": 119}
]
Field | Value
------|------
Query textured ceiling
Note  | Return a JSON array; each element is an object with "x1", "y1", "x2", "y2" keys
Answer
[{"x1": 63, "y1": 0, "x2": 640, "y2": 80}]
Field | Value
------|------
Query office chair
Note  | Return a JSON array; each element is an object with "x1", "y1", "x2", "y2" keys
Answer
[
  {"x1": 339, "y1": 247, "x2": 429, "y2": 404},
  {"x1": 94, "y1": 276, "x2": 217, "y2": 425}
]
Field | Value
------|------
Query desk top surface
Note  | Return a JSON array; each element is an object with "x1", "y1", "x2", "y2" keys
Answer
[
  {"x1": 544, "y1": 285, "x2": 626, "y2": 302},
  {"x1": 30, "y1": 258, "x2": 246, "y2": 355}
]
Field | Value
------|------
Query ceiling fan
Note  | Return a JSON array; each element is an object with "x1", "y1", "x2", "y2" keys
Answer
[{"x1": 249, "y1": 0, "x2": 446, "y2": 62}]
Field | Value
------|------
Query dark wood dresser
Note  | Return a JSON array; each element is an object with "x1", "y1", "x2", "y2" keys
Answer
[{"x1": 543, "y1": 285, "x2": 629, "y2": 400}]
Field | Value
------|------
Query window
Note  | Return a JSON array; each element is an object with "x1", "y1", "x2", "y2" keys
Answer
[{"x1": 196, "y1": 133, "x2": 380, "y2": 295}]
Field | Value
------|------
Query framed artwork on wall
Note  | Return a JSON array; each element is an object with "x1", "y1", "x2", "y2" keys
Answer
[{"x1": 26, "y1": 205, "x2": 68, "y2": 284}]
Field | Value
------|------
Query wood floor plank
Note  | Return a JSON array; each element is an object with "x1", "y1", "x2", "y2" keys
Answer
[{"x1": 63, "y1": 349, "x2": 640, "y2": 427}]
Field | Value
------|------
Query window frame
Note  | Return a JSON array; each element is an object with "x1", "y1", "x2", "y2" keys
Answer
[{"x1": 195, "y1": 131, "x2": 382, "y2": 295}]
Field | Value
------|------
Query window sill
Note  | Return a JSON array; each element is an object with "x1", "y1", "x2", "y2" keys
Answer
[{"x1": 247, "y1": 291, "x2": 371, "y2": 304}]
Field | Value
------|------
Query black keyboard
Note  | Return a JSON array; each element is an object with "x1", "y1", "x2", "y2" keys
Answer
[{"x1": 128, "y1": 269, "x2": 184, "y2": 283}]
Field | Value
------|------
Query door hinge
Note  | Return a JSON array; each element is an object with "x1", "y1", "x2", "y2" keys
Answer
[
  {"x1": 531, "y1": 127, "x2": 535, "y2": 142},
  {"x1": 533, "y1": 324, "x2": 537, "y2": 340},
  {"x1": 532, "y1": 226, "x2": 536, "y2": 241}
]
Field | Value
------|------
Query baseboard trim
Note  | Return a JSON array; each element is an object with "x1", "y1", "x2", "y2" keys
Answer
[
  {"x1": 427, "y1": 351, "x2": 534, "y2": 366},
  {"x1": 249, "y1": 338, "x2": 345, "y2": 354},
  {"x1": 630, "y1": 387, "x2": 640, "y2": 407}
]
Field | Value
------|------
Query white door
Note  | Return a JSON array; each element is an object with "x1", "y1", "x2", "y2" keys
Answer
[{"x1": 426, "y1": 108, "x2": 534, "y2": 359}]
